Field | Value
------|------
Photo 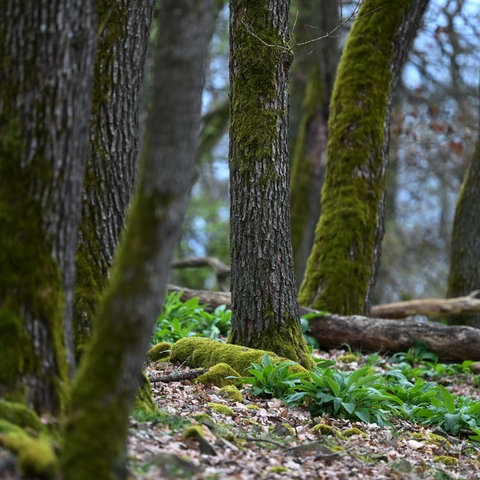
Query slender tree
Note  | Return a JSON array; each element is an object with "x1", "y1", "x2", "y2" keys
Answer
[
  {"x1": 74, "y1": 0, "x2": 155, "y2": 357},
  {"x1": 447, "y1": 116, "x2": 480, "y2": 328},
  {"x1": 0, "y1": 0, "x2": 95, "y2": 413},
  {"x1": 290, "y1": 0, "x2": 339, "y2": 286},
  {"x1": 228, "y1": 0, "x2": 314, "y2": 369},
  {"x1": 299, "y1": 0, "x2": 429, "y2": 315},
  {"x1": 62, "y1": 1, "x2": 216, "y2": 477}
]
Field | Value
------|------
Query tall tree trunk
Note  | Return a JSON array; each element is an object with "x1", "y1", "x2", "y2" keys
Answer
[
  {"x1": 62, "y1": 1, "x2": 215, "y2": 478},
  {"x1": 290, "y1": 0, "x2": 339, "y2": 287},
  {"x1": 447, "y1": 120, "x2": 480, "y2": 327},
  {"x1": 299, "y1": 0, "x2": 429, "y2": 316},
  {"x1": 0, "y1": 0, "x2": 95, "y2": 413},
  {"x1": 228, "y1": 0, "x2": 314, "y2": 369},
  {"x1": 74, "y1": 0, "x2": 155, "y2": 358}
]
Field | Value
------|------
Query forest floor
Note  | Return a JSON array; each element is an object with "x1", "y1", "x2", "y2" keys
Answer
[{"x1": 128, "y1": 349, "x2": 480, "y2": 480}]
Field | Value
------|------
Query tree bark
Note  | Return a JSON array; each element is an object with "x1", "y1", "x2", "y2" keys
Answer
[
  {"x1": 228, "y1": 0, "x2": 314, "y2": 369},
  {"x1": 62, "y1": 1, "x2": 216, "y2": 478},
  {"x1": 447, "y1": 119, "x2": 480, "y2": 327},
  {"x1": 0, "y1": 0, "x2": 95, "y2": 413},
  {"x1": 74, "y1": 0, "x2": 155, "y2": 358},
  {"x1": 299, "y1": 0, "x2": 429, "y2": 316}
]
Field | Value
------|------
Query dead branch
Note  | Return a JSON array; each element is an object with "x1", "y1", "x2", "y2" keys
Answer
[
  {"x1": 370, "y1": 290, "x2": 480, "y2": 319},
  {"x1": 171, "y1": 257, "x2": 230, "y2": 291}
]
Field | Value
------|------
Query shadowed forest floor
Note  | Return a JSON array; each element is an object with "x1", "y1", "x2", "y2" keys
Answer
[{"x1": 128, "y1": 349, "x2": 480, "y2": 479}]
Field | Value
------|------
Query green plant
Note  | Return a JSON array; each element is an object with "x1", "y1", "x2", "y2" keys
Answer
[
  {"x1": 151, "y1": 292, "x2": 231, "y2": 343},
  {"x1": 287, "y1": 365, "x2": 399, "y2": 425},
  {"x1": 236, "y1": 354, "x2": 307, "y2": 398}
]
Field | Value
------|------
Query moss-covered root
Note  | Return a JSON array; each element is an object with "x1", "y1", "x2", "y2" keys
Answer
[
  {"x1": 133, "y1": 371, "x2": 157, "y2": 415},
  {"x1": 169, "y1": 337, "x2": 309, "y2": 375},
  {"x1": 0, "y1": 419, "x2": 57, "y2": 479},
  {"x1": 196, "y1": 363, "x2": 240, "y2": 387}
]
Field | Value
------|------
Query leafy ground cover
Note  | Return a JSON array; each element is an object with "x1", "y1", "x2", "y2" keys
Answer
[{"x1": 126, "y1": 294, "x2": 480, "y2": 479}]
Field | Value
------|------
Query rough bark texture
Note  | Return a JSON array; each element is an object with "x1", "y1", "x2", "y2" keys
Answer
[
  {"x1": 447, "y1": 126, "x2": 480, "y2": 328},
  {"x1": 74, "y1": 0, "x2": 155, "y2": 358},
  {"x1": 306, "y1": 311, "x2": 480, "y2": 362},
  {"x1": 0, "y1": 0, "x2": 95, "y2": 413},
  {"x1": 290, "y1": 0, "x2": 339, "y2": 287},
  {"x1": 62, "y1": 1, "x2": 215, "y2": 478},
  {"x1": 228, "y1": 0, "x2": 314, "y2": 369},
  {"x1": 299, "y1": 0, "x2": 429, "y2": 316}
]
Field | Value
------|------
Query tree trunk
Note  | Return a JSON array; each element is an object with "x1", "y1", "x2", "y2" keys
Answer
[
  {"x1": 62, "y1": 1, "x2": 215, "y2": 478},
  {"x1": 447, "y1": 122, "x2": 480, "y2": 327},
  {"x1": 299, "y1": 0, "x2": 429, "y2": 316},
  {"x1": 290, "y1": 0, "x2": 339, "y2": 287},
  {"x1": 74, "y1": 0, "x2": 155, "y2": 358},
  {"x1": 0, "y1": 0, "x2": 95, "y2": 413},
  {"x1": 228, "y1": 0, "x2": 314, "y2": 369}
]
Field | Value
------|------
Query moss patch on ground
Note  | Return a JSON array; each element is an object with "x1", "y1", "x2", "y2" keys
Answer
[{"x1": 170, "y1": 337, "x2": 309, "y2": 376}]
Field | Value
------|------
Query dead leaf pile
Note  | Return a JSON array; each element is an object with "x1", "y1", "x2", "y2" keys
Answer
[{"x1": 128, "y1": 351, "x2": 480, "y2": 479}]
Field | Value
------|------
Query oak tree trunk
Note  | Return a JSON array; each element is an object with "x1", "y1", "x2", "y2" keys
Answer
[
  {"x1": 290, "y1": 0, "x2": 339, "y2": 287},
  {"x1": 447, "y1": 122, "x2": 480, "y2": 327},
  {"x1": 228, "y1": 0, "x2": 314, "y2": 369},
  {"x1": 299, "y1": 0, "x2": 429, "y2": 315},
  {"x1": 62, "y1": 1, "x2": 216, "y2": 478},
  {"x1": 0, "y1": 0, "x2": 95, "y2": 413},
  {"x1": 74, "y1": 0, "x2": 155, "y2": 357}
]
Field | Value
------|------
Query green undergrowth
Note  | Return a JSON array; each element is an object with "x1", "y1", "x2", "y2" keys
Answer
[
  {"x1": 150, "y1": 294, "x2": 480, "y2": 442},
  {"x1": 151, "y1": 291, "x2": 319, "y2": 347},
  {"x1": 238, "y1": 349, "x2": 480, "y2": 441}
]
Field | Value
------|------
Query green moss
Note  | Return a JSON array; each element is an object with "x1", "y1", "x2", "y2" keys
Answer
[
  {"x1": 208, "y1": 403, "x2": 234, "y2": 417},
  {"x1": 337, "y1": 353, "x2": 359, "y2": 363},
  {"x1": 182, "y1": 425, "x2": 206, "y2": 441},
  {"x1": 0, "y1": 419, "x2": 57, "y2": 478},
  {"x1": 234, "y1": 318, "x2": 316, "y2": 370},
  {"x1": 0, "y1": 400, "x2": 46, "y2": 433},
  {"x1": 411, "y1": 432, "x2": 451, "y2": 448},
  {"x1": 218, "y1": 385, "x2": 243, "y2": 402},
  {"x1": 196, "y1": 363, "x2": 240, "y2": 387},
  {"x1": 230, "y1": 2, "x2": 288, "y2": 178},
  {"x1": 311, "y1": 423, "x2": 334, "y2": 436},
  {"x1": 271, "y1": 423, "x2": 295, "y2": 436},
  {"x1": 433, "y1": 455, "x2": 458, "y2": 466},
  {"x1": 147, "y1": 342, "x2": 171, "y2": 362},
  {"x1": 170, "y1": 337, "x2": 309, "y2": 375},
  {"x1": 343, "y1": 427, "x2": 366, "y2": 438},
  {"x1": 192, "y1": 413, "x2": 215, "y2": 428},
  {"x1": 0, "y1": 113, "x2": 69, "y2": 413},
  {"x1": 269, "y1": 466, "x2": 289, "y2": 474},
  {"x1": 133, "y1": 371, "x2": 157, "y2": 415},
  {"x1": 299, "y1": 0, "x2": 416, "y2": 315}
]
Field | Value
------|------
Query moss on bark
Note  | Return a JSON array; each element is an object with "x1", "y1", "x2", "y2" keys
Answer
[
  {"x1": 299, "y1": 0, "x2": 423, "y2": 315},
  {"x1": 0, "y1": 116, "x2": 68, "y2": 412},
  {"x1": 170, "y1": 337, "x2": 310, "y2": 374}
]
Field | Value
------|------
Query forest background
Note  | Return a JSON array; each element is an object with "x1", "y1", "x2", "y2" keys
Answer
[{"x1": 173, "y1": 0, "x2": 480, "y2": 306}]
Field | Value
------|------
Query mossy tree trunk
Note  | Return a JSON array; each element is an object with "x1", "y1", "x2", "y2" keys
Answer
[
  {"x1": 290, "y1": 0, "x2": 339, "y2": 287},
  {"x1": 299, "y1": 0, "x2": 428, "y2": 316},
  {"x1": 0, "y1": 0, "x2": 95, "y2": 413},
  {"x1": 74, "y1": 0, "x2": 155, "y2": 358},
  {"x1": 62, "y1": 1, "x2": 216, "y2": 478},
  {"x1": 228, "y1": 0, "x2": 314, "y2": 370},
  {"x1": 447, "y1": 120, "x2": 480, "y2": 327}
]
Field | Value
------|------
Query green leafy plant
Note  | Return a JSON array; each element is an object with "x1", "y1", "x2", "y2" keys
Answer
[
  {"x1": 236, "y1": 354, "x2": 307, "y2": 398},
  {"x1": 151, "y1": 292, "x2": 231, "y2": 343},
  {"x1": 287, "y1": 365, "x2": 399, "y2": 425}
]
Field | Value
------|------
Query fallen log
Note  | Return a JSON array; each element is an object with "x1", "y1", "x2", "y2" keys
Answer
[
  {"x1": 166, "y1": 285, "x2": 480, "y2": 361},
  {"x1": 305, "y1": 311, "x2": 480, "y2": 362},
  {"x1": 370, "y1": 290, "x2": 480, "y2": 319}
]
